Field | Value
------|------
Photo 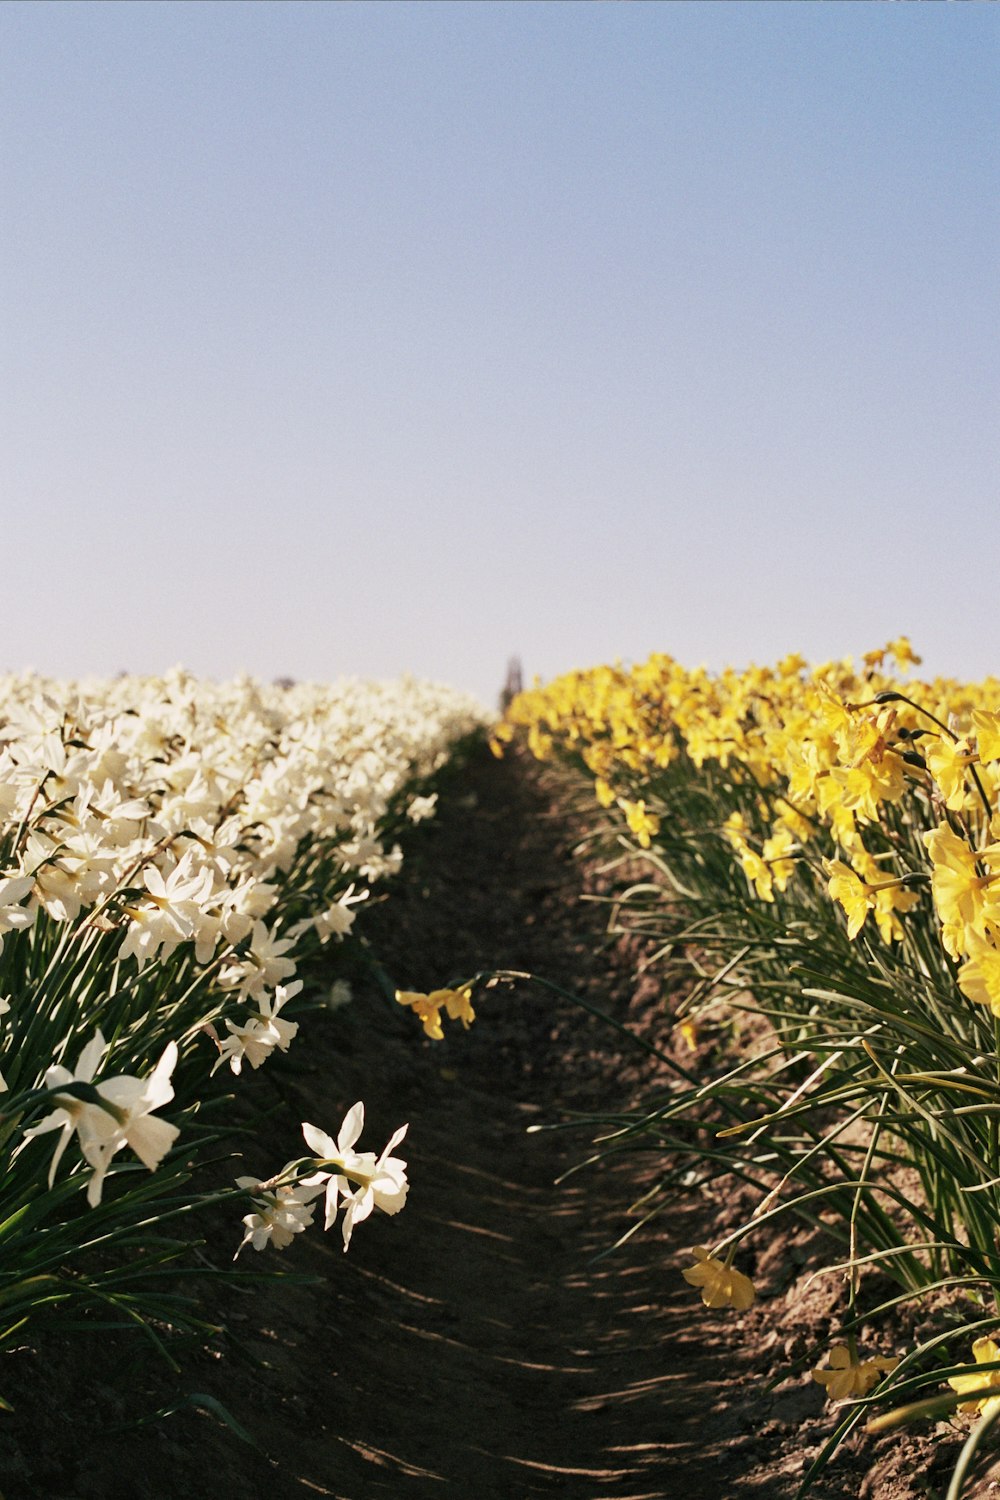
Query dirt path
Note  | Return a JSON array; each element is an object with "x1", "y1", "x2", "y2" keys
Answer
[
  {"x1": 1, "y1": 745, "x2": 961, "y2": 1499},
  {"x1": 271, "y1": 743, "x2": 725, "y2": 1500}
]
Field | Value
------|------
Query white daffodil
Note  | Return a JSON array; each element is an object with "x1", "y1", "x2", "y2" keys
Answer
[
  {"x1": 23, "y1": 1030, "x2": 110, "y2": 1187},
  {"x1": 0, "y1": 874, "x2": 35, "y2": 950},
  {"x1": 299, "y1": 1103, "x2": 409, "y2": 1251},
  {"x1": 79, "y1": 1040, "x2": 180, "y2": 1207},
  {"x1": 217, "y1": 920, "x2": 297, "y2": 1002},
  {"x1": 24, "y1": 1032, "x2": 180, "y2": 1206},
  {"x1": 312, "y1": 884, "x2": 369, "y2": 943},
  {"x1": 406, "y1": 793, "x2": 438, "y2": 823},
  {"x1": 212, "y1": 981, "x2": 301, "y2": 1075},
  {"x1": 234, "y1": 1177, "x2": 325, "y2": 1256}
]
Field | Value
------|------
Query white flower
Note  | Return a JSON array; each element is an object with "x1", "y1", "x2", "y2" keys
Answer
[
  {"x1": 299, "y1": 1103, "x2": 408, "y2": 1251},
  {"x1": 234, "y1": 1177, "x2": 325, "y2": 1256},
  {"x1": 325, "y1": 979, "x2": 352, "y2": 1012},
  {"x1": 217, "y1": 920, "x2": 297, "y2": 1002},
  {"x1": 312, "y1": 884, "x2": 368, "y2": 944},
  {"x1": 78, "y1": 1040, "x2": 181, "y2": 1207},
  {"x1": 0, "y1": 875, "x2": 34, "y2": 949},
  {"x1": 212, "y1": 981, "x2": 301, "y2": 1074},
  {"x1": 24, "y1": 1031, "x2": 180, "y2": 1207},
  {"x1": 117, "y1": 854, "x2": 216, "y2": 968},
  {"x1": 406, "y1": 793, "x2": 438, "y2": 823},
  {"x1": 23, "y1": 1030, "x2": 110, "y2": 1186}
]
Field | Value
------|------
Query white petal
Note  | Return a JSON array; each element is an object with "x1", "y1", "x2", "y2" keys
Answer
[
  {"x1": 76, "y1": 1030, "x2": 107, "y2": 1083},
  {"x1": 302, "y1": 1121, "x2": 337, "y2": 1158},
  {"x1": 145, "y1": 1041, "x2": 178, "y2": 1106},
  {"x1": 381, "y1": 1123, "x2": 408, "y2": 1159},
  {"x1": 337, "y1": 1101, "x2": 364, "y2": 1153},
  {"x1": 127, "y1": 1114, "x2": 180, "y2": 1172}
]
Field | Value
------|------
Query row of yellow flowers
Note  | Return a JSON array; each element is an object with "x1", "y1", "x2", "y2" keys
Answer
[
  {"x1": 497, "y1": 639, "x2": 1000, "y2": 1012},
  {"x1": 479, "y1": 640, "x2": 1000, "y2": 1492}
]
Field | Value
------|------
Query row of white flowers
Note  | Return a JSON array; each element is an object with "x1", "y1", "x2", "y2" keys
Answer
[{"x1": 0, "y1": 669, "x2": 485, "y2": 1326}]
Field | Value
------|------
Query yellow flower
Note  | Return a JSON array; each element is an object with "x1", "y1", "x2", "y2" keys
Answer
[
  {"x1": 620, "y1": 798, "x2": 660, "y2": 849},
  {"x1": 924, "y1": 824, "x2": 1000, "y2": 959},
  {"x1": 738, "y1": 846, "x2": 774, "y2": 903},
  {"x1": 826, "y1": 859, "x2": 871, "y2": 939},
  {"x1": 594, "y1": 777, "x2": 616, "y2": 809},
  {"x1": 762, "y1": 826, "x2": 797, "y2": 894},
  {"x1": 973, "y1": 710, "x2": 1000, "y2": 764},
  {"x1": 395, "y1": 990, "x2": 445, "y2": 1040},
  {"x1": 813, "y1": 1344, "x2": 898, "y2": 1401},
  {"x1": 395, "y1": 985, "x2": 476, "y2": 1039},
  {"x1": 678, "y1": 1018, "x2": 699, "y2": 1051},
  {"x1": 487, "y1": 722, "x2": 514, "y2": 759},
  {"x1": 948, "y1": 1337, "x2": 1000, "y2": 1419},
  {"x1": 886, "y1": 635, "x2": 921, "y2": 670},
  {"x1": 681, "y1": 1246, "x2": 755, "y2": 1310},
  {"x1": 957, "y1": 934, "x2": 1000, "y2": 1015},
  {"x1": 442, "y1": 985, "x2": 476, "y2": 1029},
  {"x1": 924, "y1": 736, "x2": 979, "y2": 812}
]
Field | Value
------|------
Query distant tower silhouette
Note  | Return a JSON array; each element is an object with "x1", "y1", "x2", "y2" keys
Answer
[{"x1": 499, "y1": 656, "x2": 524, "y2": 713}]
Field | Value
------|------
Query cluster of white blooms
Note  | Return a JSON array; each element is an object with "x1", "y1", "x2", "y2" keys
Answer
[
  {"x1": 236, "y1": 1103, "x2": 408, "y2": 1258},
  {"x1": 0, "y1": 668, "x2": 485, "y2": 1214}
]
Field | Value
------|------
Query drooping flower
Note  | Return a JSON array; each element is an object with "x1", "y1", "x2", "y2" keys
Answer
[
  {"x1": 212, "y1": 981, "x2": 301, "y2": 1075},
  {"x1": 311, "y1": 884, "x2": 368, "y2": 943},
  {"x1": 442, "y1": 986, "x2": 475, "y2": 1030},
  {"x1": 681, "y1": 1246, "x2": 755, "y2": 1310},
  {"x1": 620, "y1": 798, "x2": 660, "y2": 850},
  {"x1": 299, "y1": 1104, "x2": 409, "y2": 1251},
  {"x1": 77, "y1": 1040, "x2": 181, "y2": 1207},
  {"x1": 957, "y1": 933, "x2": 1000, "y2": 1015},
  {"x1": 826, "y1": 859, "x2": 872, "y2": 940},
  {"x1": 24, "y1": 1031, "x2": 180, "y2": 1206},
  {"x1": 23, "y1": 1030, "x2": 110, "y2": 1187},
  {"x1": 396, "y1": 985, "x2": 475, "y2": 1039},
  {"x1": 234, "y1": 1177, "x2": 325, "y2": 1256},
  {"x1": 813, "y1": 1344, "x2": 899, "y2": 1401}
]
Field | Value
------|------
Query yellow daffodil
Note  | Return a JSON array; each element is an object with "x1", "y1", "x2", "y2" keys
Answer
[
  {"x1": 619, "y1": 798, "x2": 660, "y2": 849},
  {"x1": 812, "y1": 1344, "x2": 898, "y2": 1401},
  {"x1": 958, "y1": 934, "x2": 1000, "y2": 1015},
  {"x1": 761, "y1": 826, "x2": 797, "y2": 894},
  {"x1": 678, "y1": 1018, "x2": 699, "y2": 1051},
  {"x1": 948, "y1": 1338, "x2": 1000, "y2": 1419},
  {"x1": 973, "y1": 710, "x2": 1000, "y2": 764},
  {"x1": 924, "y1": 736, "x2": 979, "y2": 812},
  {"x1": 395, "y1": 985, "x2": 475, "y2": 1039},
  {"x1": 395, "y1": 989, "x2": 446, "y2": 1039},
  {"x1": 924, "y1": 824, "x2": 1000, "y2": 959},
  {"x1": 826, "y1": 860, "x2": 871, "y2": 939},
  {"x1": 442, "y1": 985, "x2": 476, "y2": 1029},
  {"x1": 681, "y1": 1246, "x2": 755, "y2": 1310},
  {"x1": 594, "y1": 777, "x2": 616, "y2": 808}
]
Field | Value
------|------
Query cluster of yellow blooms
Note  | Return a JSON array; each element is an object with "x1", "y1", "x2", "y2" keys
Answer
[
  {"x1": 502, "y1": 640, "x2": 1000, "y2": 1018},
  {"x1": 500, "y1": 639, "x2": 1000, "y2": 1413}
]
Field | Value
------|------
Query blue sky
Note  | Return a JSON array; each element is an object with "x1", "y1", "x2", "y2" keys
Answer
[{"x1": 2, "y1": 2, "x2": 997, "y2": 705}]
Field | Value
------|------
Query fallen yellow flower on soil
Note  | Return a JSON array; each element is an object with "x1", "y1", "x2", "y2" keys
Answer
[
  {"x1": 948, "y1": 1337, "x2": 1000, "y2": 1419},
  {"x1": 681, "y1": 1246, "x2": 755, "y2": 1310},
  {"x1": 813, "y1": 1345, "x2": 899, "y2": 1401}
]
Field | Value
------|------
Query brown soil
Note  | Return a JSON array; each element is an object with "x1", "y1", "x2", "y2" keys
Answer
[{"x1": 0, "y1": 745, "x2": 982, "y2": 1499}]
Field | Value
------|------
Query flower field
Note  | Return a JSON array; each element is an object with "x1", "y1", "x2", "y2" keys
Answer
[
  {"x1": 0, "y1": 668, "x2": 484, "y2": 1380},
  {"x1": 6, "y1": 645, "x2": 1000, "y2": 1497},
  {"x1": 493, "y1": 639, "x2": 1000, "y2": 1496}
]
